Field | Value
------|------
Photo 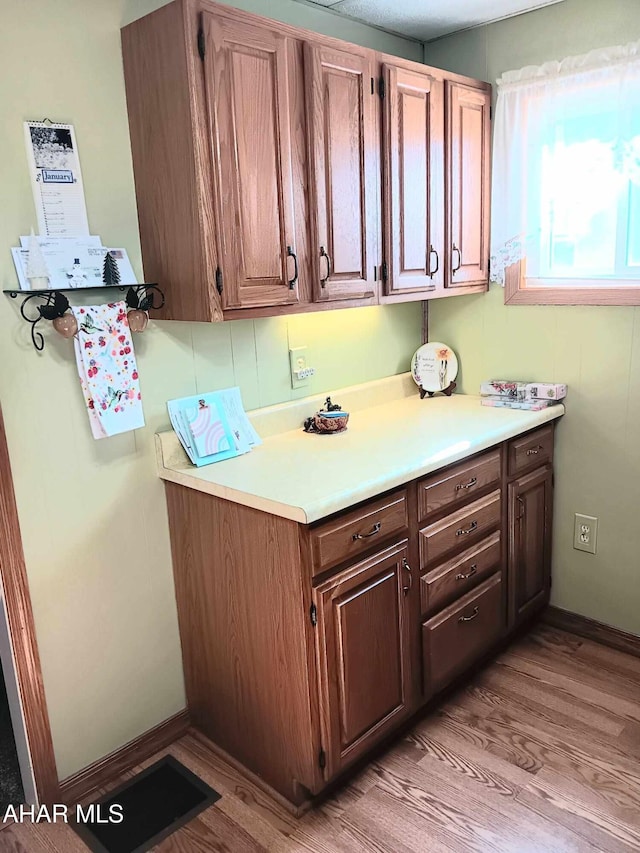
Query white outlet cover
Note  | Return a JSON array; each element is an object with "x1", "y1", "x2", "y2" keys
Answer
[{"x1": 574, "y1": 513, "x2": 598, "y2": 555}]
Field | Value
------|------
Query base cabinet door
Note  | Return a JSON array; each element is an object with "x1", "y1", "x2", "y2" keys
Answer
[
  {"x1": 508, "y1": 466, "x2": 553, "y2": 628},
  {"x1": 445, "y1": 81, "x2": 490, "y2": 288},
  {"x1": 314, "y1": 541, "x2": 414, "y2": 779},
  {"x1": 203, "y1": 13, "x2": 301, "y2": 309}
]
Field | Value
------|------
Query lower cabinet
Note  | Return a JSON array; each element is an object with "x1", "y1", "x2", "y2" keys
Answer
[
  {"x1": 164, "y1": 423, "x2": 556, "y2": 805},
  {"x1": 314, "y1": 541, "x2": 416, "y2": 779},
  {"x1": 508, "y1": 466, "x2": 553, "y2": 628}
]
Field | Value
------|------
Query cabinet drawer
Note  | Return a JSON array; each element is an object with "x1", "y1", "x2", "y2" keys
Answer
[
  {"x1": 310, "y1": 490, "x2": 408, "y2": 575},
  {"x1": 508, "y1": 425, "x2": 553, "y2": 477},
  {"x1": 423, "y1": 572, "x2": 503, "y2": 693},
  {"x1": 419, "y1": 489, "x2": 501, "y2": 567},
  {"x1": 420, "y1": 531, "x2": 501, "y2": 616},
  {"x1": 418, "y1": 449, "x2": 501, "y2": 522}
]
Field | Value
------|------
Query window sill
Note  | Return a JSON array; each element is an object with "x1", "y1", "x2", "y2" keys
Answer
[{"x1": 504, "y1": 261, "x2": 640, "y2": 306}]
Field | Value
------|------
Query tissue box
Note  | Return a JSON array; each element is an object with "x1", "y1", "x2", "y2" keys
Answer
[
  {"x1": 481, "y1": 396, "x2": 561, "y2": 411},
  {"x1": 480, "y1": 380, "x2": 567, "y2": 401}
]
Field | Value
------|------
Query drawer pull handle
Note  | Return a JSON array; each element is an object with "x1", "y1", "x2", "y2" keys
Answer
[
  {"x1": 455, "y1": 564, "x2": 477, "y2": 581},
  {"x1": 455, "y1": 477, "x2": 477, "y2": 492},
  {"x1": 459, "y1": 606, "x2": 479, "y2": 623},
  {"x1": 402, "y1": 557, "x2": 412, "y2": 595},
  {"x1": 456, "y1": 521, "x2": 478, "y2": 537},
  {"x1": 352, "y1": 522, "x2": 381, "y2": 541},
  {"x1": 526, "y1": 445, "x2": 543, "y2": 456}
]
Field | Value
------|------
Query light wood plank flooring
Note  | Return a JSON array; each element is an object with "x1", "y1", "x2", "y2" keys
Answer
[{"x1": 2, "y1": 624, "x2": 640, "y2": 852}]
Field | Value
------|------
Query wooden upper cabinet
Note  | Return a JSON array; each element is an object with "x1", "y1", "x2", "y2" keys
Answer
[
  {"x1": 314, "y1": 541, "x2": 414, "y2": 779},
  {"x1": 382, "y1": 64, "x2": 444, "y2": 295},
  {"x1": 122, "y1": 0, "x2": 492, "y2": 320},
  {"x1": 305, "y1": 43, "x2": 378, "y2": 302},
  {"x1": 508, "y1": 466, "x2": 553, "y2": 629},
  {"x1": 203, "y1": 13, "x2": 301, "y2": 309},
  {"x1": 445, "y1": 81, "x2": 491, "y2": 288}
]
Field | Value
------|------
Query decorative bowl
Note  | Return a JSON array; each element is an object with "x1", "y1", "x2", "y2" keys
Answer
[{"x1": 313, "y1": 411, "x2": 349, "y2": 433}]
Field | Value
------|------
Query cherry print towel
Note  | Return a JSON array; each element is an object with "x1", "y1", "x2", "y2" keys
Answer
[{"x1": 71, "y1": 301, "x2": 145, "y2": 439}]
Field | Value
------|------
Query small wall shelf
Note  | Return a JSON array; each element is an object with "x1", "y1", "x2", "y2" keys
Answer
[{"x1": 3, "y1": 284, "x2": 165, "y2": 351}]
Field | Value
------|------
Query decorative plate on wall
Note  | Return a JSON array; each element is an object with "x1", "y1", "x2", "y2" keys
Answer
[{"x1": 411, "y1": 342, "x2": 459, "y2": 394}]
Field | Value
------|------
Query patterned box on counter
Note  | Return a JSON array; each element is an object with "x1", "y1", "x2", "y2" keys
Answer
[
  {"x1": 479, "y1": 380, "x2": 567, "y2": 401},
  {"x1": 480, "y1": 396, "x2": 561, "y2": 411}
]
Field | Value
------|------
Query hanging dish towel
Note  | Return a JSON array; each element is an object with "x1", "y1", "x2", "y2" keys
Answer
[{"x1": 71, "y1": 301, "x2": 145, "y2": 439}]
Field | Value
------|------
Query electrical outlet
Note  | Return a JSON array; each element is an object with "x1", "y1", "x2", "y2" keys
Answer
[
  {"x1": 289, "y1": 346, "x2": 315, "y2": 389},
  {"x1": 574, "y1": 513, "x2": 598, "y2": 554}
]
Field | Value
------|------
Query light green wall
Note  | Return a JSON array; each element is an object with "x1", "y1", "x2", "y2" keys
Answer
[
  {"x1": 123, "y1": 0, "x2": 423, "y2": 57},
  {"x1": 0, "y1": 0, "x2": 422, "y2": 780},
  {"x1": 427, "y1": 0, "x2": 640, "y2": 636}
]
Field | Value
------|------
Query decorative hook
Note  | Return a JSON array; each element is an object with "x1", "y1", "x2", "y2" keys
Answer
[{"x1": 5, "y1": 284, "x2": 165, "y2": 352}]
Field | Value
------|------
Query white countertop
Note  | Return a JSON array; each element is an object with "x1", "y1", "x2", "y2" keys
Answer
[{"x1": 156, "y1": 378, "x2": 564, "y2": 524}]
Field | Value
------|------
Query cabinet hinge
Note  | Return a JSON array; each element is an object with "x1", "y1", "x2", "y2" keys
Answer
[
  {"x1": 310, "y1": 603, "x2": 317, "y2": 627},
  {"x1": 381, "y1": 261, "x2": 388, "y2": 283},
  {"x1": 378, "y1": 76, "x2": 385, "y2": 99},
  {"x1": 215, "y1": 266, "x2": 223, "y2": 295},
  {"x1": 197, "y1": 25, "x2": 205, "y2": 61},
  {"x1": 318, "y1": 748, "x2": 326, "y2": 770}
]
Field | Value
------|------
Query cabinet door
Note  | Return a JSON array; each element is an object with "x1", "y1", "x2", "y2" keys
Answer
[
  {"x1": 508, "y1": 466, "x2": 553, "y2": 628},
  {"x1": 204, "y1": 14, "x2": 300, "y2": 309},
  {"x1": 382, "y1": 64, "x2": 444, "y2": 294},
  {"x1": 314, "y1": 541, "x2": 414, "y2": 779},
  {"x1": 445, "y1": 82, "x2": 491, "y2": 288},
  {"x1": 305, "y1": 43, "x2": 378, "y2": 302}
]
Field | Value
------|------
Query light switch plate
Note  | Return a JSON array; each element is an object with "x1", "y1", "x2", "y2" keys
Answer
[{"x1": 574, "y1": 513, "x2": 598, "y2": 554}]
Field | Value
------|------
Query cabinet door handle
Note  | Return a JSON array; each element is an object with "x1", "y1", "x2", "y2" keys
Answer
[
  {"x1": 458, "y1": 606, "x2": 479, "y2": 623},
  {"x1": 456, "y1": 521, "x2": 478, "y2": 537},
  {"x1": 526, "y1": 445, "x2": 543, "y2": 456},
  {"x1": 428, "y1": 245, "x2": 439, "y2": 278},
  {"x1": 517, "y1": 495, "x2": 525, "y2": 520},
  {"x1": 402, "y1": 557, "x2": 412, "y2": 595},
  {"x1": 455, "y1": 477, "x2": 477, "y2": 492},
  {"x1": 455, "y1": 564, "x2": 477, "y2": 581},
  {"x1": 352, "y1": 522, "x2": 381, "y2": 541},
  {"x1": 452, "y1": 244, "x2": 462, "y2": 275},
  {"x1": 320, "y1": 246, "x2": 332, "y2": 287},
  {"x1": 287, "y1": 246, "x2": 299, "y2": 289}
]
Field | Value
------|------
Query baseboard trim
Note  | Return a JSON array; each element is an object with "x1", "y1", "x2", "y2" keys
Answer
[
  {"x1": 188, "y1": 728, "x2": 312, "y2": 818},
  {"x1": 543, "y1": 606, "x2": 640, "y2": 658},
  {"x1": 59, "y1": 709, "x2": 190, "y2": 805}
]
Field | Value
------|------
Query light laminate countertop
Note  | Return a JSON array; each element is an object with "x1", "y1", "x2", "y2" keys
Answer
[{"x1": 156, "y1": 380, "x2": 564, "y2": 524}]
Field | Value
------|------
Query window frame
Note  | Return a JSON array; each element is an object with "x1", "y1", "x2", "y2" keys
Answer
[{"x1": 504, "y1": 259, "x2": 640, "y2": 305}]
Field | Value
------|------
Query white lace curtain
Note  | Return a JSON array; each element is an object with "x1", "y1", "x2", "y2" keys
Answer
[{"x1": 491, "y1": 41, "x2": 640, "y2": 285}]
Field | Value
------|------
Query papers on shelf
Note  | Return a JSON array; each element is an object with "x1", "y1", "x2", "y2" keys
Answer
[
  {"x1": 11, "y1": 236, "x2": 137, "y2": 291},
  {"x1": 167, "y1": 388, "x2": 262, "y2": 467},
  {"x1": 24, "y1": 121, "x2": 89, "y2": 236}
]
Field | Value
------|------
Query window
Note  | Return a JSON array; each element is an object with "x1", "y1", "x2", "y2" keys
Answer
[{"x1": 491, "y1": 41, "x2": 640, "y2": 305}]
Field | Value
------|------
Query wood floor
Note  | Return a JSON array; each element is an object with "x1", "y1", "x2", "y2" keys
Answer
[{"x1": 2, "y1": 624, "x2": 640, "y2": 852}]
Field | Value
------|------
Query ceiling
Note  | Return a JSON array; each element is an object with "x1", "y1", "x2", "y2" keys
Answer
[{"x1": 296, "y1": 0, "x2": 565, "y2": 42}]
